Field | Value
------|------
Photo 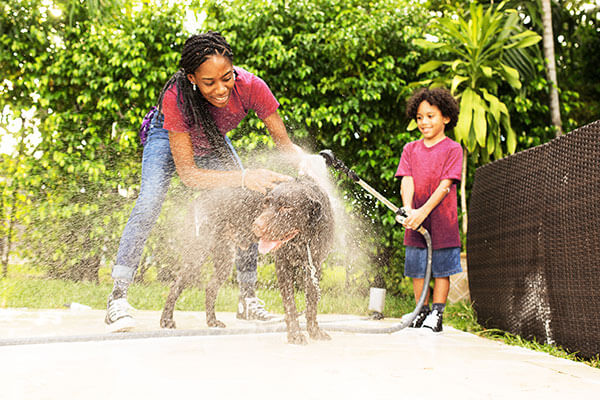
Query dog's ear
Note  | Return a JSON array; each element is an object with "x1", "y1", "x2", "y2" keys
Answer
[{"x1": 308, "y1": 199, "x2": 322, "y2": 223}]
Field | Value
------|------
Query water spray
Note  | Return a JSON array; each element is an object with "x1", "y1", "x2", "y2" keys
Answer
[{"x1": 317, "y1": 149, "x2": 433, "y2": 333}]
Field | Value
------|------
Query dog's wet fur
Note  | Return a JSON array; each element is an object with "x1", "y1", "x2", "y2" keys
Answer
[{"x1": 160, "y1": 178, "x2": 334, "y2": 344}]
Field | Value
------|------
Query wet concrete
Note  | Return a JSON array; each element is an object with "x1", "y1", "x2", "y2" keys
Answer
[{"x1": 1, "y1": 308, "x2": 599, "y2": 399}]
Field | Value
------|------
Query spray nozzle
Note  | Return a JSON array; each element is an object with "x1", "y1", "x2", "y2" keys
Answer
[
  {"x1": 319, "y1": 150, "x2": 359, "y2": 182},
  {"x1": 318, "y1": 149, "x2": 336, "y2": 166},
  {"x1": 395, "y1": 207, "x2": 408, "y2": 225}
]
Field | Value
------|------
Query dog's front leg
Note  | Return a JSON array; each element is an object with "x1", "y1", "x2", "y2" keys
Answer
[
  {"x1": 276, "y1": 260, "x2": 306, "y2": 345},
  {"x1": 305, "y1": 264, "x2": 331, "y2": 341}
]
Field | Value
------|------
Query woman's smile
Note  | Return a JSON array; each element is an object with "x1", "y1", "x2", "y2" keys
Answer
[{"x1": 188, "y1": 54, "x2": 235, "y2": 108}]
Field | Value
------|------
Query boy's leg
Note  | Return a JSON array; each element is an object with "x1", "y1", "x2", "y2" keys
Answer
[
  {"x1": 405, "y1": 247, "x2": 431, "y2": 327},
  {"x1": 106, "y1": 117, "x2": 175, "y2": 331},
  {"x1": 410, "y1": 278, "x2": 431, "y2": 328},
  {"x1": 422, "y1": 277, "x2": 450, "y2": 333},
  {"x1": 421, "y1": 246, "x2": 461, "y2": 333},
  {"x1": 235, "y1": 244, "x2": 276, "y2": 321},
  {"x1": 411, "y1": 278, "x2": 431, "y2": 305},
  {"x1": 432, "y1": 277, "x2": 450, "y2": 304}
]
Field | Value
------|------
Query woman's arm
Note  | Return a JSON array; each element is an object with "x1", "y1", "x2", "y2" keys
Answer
[
  {"x1": 262, "y1": 110, "x2": 304, "y2": 163},
  {"x1": 169, "y1": 130, "x2": 240, "y2": 189},
  {"x1": 262, "y1": 110, "x2": 331, "y2": 180},
  {"x1": 169, "y1": 130, "x2": 291, "y2": 194}
]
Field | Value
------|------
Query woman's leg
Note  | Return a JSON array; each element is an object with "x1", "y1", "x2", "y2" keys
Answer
[
  {"x1": 236, "y1": 244, "x2": 259, "y2": 298},
  {"x1": 112, "y1": 116, "x2": 175, "y2": 283},
  {"x1": 107, "y1": 113, "x2": 174, "y2": 331}
]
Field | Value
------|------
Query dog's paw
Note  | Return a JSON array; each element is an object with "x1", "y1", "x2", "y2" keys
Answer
[
  {"x1": 308, "y1": 327, "x2": 331, "y2": 341},
  {"x1": 160, "y1": 319, "x2": 176, "y2": 329},
  {"x1": 207, "y1": 319, "x2": 226, "y2": 328},
  {"x1": 287, "y1": 331, "x2": 308, "y2": 345}
]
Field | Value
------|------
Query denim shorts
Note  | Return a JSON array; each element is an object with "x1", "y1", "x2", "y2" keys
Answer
[{"x1": 404, "y1": 246, "x2": 462, "y2": 278}]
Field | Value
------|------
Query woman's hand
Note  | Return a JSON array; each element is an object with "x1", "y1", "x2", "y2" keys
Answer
[
  {"x1": 243, "y1": 169, "x2": 293, "y2": 194},
  {"x1": 298, "y1": 153, "x2": 328, "y2": 180}
]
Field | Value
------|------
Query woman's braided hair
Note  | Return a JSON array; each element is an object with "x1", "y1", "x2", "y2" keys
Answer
[{"x1": 157, "y1": 31, "x2": 236, "y2": 166}]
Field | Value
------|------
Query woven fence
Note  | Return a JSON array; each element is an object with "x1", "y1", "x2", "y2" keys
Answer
[{"x1": 467, "y1": 120, "x2": 600, "y2": 358}]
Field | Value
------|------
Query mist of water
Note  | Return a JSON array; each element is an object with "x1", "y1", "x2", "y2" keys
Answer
[
  {"x1": 159, "y1": 148, "x2": 380, "y2": 296},
  {"x1": 6, "y1": 144, "x2": 381, "y2": 302}
]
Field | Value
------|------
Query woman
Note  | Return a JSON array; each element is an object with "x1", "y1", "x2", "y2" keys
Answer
[{"x1": 106, "y1": 31, "x2": 306, "y2": 332}]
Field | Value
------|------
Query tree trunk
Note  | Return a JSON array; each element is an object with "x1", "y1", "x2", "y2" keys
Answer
[
  {"x1": 1, "y1": 192, "x2": 18, "y2": 276},
  {"x1": 541, "y1": 0, "x2": 563, "y2": 136},
  {"x1": 461, "y1": 147, "x2": 468, "y2": 238}
]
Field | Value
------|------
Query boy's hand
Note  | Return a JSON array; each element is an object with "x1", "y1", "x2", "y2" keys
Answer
[{"x1": 403, "y1": 207, "x2": 427, "y2": 231}]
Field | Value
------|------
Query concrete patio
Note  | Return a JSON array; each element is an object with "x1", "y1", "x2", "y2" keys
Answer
[{"x1": 1, "y1": 308, "x2": 599, "y2": 399}]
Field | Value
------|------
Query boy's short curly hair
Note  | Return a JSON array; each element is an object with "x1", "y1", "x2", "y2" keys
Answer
[{"x1": 406, "y1": 87, "x2": 460, "y2": 131}]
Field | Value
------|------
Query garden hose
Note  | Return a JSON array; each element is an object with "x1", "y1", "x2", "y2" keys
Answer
[{"x1": 317, "y1": 149, "x2": 432, "y2": 333}]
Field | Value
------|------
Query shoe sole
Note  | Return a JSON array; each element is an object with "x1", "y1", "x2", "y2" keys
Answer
[
  {"x1": 421, "y1": 326, "x2": 443, "y2": 334},
  {"x1": 236, "y1": 316, "x2": 284, "y2": 324},
  {"x1": 106, "y1": 316, "x2": 135, "y2": 333}
]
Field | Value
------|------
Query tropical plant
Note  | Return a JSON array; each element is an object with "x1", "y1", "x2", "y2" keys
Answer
[{"x1": 413, "y1": 1, "x2": 541, "y2": 235}]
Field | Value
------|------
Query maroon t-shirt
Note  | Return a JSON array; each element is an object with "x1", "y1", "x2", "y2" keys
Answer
[
  {"x1": 162, "y1": 66, "x2": 279, "y2": 157},
  {"x1": 395, "y1": 137, "x2": 463, "y2": 249}
]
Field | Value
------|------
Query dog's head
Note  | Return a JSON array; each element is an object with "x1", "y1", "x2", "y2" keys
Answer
[{"x1": 252, "y1": 179, "x2": 330, "y2": 255}]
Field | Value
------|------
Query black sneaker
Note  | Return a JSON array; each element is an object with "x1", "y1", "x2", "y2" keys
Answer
[
  {"x1": 410, "y1": 307, "x2": 430, "y2": 328},
  {"x1": 422, "y1": 309, "x2": 443, "y2": 333},
  {"x1": 105, "y1": 296, "x2": 135, "y2": 332},
  {"x1": 236, "y1": 297, "x2": 276, "y2": 321}
]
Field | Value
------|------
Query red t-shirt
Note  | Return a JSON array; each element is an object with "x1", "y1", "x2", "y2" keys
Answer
[
  {"x1": 395, "y1": 137, "x2": 463, "y2": 249},
  {"x1": 161, "y1": 66, "x2": 279, "y2": 156}
]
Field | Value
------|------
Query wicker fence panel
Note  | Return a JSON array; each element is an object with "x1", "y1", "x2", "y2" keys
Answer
[{"x1": 467, "y1": 120, "x2": 600, "y2": 358}]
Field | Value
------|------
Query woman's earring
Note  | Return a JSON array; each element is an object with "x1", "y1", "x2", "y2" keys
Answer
[{"x1": 193, "y1": 83, "x2": 197, "y2": 91}]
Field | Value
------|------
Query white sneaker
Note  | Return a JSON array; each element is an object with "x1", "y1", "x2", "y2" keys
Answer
[
  {"x1": 410, "y1": 307, "x2": 430, "y2": 328},
  {"x1": 105, "y1": 297, "x2": 135, "y2": 333},
  {"x1": 421, "y1": 309, "x2": 443, "y2": 333},
  {"x1": 236, "y1": 297, "x2": 277, "y2": 321}
]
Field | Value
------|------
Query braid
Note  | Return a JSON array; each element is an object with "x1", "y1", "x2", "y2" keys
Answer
[{"x1": 157, "y1": 31, "x2": 237, "y2": 167}]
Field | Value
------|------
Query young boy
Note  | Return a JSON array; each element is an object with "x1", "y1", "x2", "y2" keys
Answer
[{"x1": 395, "y1": 87, "x2": 463, "y2": 333}]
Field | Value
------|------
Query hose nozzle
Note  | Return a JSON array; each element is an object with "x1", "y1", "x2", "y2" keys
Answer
[
  {"x1": 395, "y1": 207, "x2": 408, "y2": 225},
  {"x1": 319, "y1": 150, "x2": 359, "y2": 182}
]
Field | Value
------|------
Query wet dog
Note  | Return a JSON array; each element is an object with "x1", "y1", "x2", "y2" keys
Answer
[{"x1": 160, "y1": 178, "x2": 334, "y2": 344}]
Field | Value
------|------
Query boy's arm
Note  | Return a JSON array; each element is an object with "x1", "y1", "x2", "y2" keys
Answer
[
  {"x1": 400, "y1": 176, "x2": 415, "y2": 211},
  {"x1": 400, "y1": 176, "x2": 415, "y2": 230},
  {"x1": 403, "y1": 178, "x2": 453, "y2": 231}
]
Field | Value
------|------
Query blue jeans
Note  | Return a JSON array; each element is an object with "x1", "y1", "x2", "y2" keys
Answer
[{"x1": 112, "y1": 111, "x2": 258, "y2": 287}]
